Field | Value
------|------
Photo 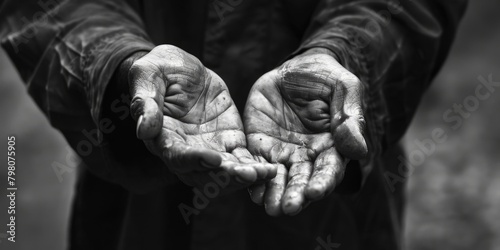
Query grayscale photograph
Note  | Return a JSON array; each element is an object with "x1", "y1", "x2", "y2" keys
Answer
[{"x1": 0, "y1": 0, "x2": 499, "y2": 249}]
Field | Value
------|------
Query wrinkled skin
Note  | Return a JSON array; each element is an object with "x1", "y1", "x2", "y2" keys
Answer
[
  {"x1": 128, "y1": 45, "x2": 277, "y2": 191},
  {"x1": 244, "y1": 48, "x2": 368, "y2": 216}
]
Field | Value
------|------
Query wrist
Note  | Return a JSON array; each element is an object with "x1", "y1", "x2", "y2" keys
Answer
[
  {"x1": 115, "y1": 51, "x2": 149, "y2": 94},
  {"x1": 101, "y1": 50, "x2": 149, "y2": 130}
]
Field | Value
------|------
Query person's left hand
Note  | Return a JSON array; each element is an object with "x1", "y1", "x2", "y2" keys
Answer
[{"x1": 244, "y1": 48, "x2": 368, "y2": 216}]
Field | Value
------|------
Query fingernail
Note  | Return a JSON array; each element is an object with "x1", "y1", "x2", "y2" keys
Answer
[
  {"x1": 200, "y1": 160, "x2": 215, "y2": 169},
  {"x1": 136, "y1": 115, "x2": 144, "y2": 138}
]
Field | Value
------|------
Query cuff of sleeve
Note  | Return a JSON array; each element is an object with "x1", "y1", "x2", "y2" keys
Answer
[
  {"x1": 82, "y1": 33, "x2": 154, "y2": 126},
  {"x1": 288, "y1": 30, "x2": 369, "y2": 81}
]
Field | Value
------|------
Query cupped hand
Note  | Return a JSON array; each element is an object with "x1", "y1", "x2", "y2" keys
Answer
[
  {"x1": 244, "y1": 48, "x2": 368, "y2": 215},
  {"x1": 128, "y1": 45, "x2": 277, "y2": 190}
]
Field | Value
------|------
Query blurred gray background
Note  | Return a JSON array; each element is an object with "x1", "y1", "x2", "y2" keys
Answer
[{"x1": 0, "y1": 1, "x2": 499, "y2": 249}]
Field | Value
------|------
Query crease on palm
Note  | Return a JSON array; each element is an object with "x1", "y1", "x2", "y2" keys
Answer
[
  {"x1": 161, "y1": 73, "x2": 243, "y2": 153},
  {"x1": 247, "y1": 79, "x2": 335, "y2": 165}
]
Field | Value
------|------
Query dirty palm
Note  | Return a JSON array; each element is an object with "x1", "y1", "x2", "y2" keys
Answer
[
  {"x1": 244, "y1": 49, "x2": 368, "y2": 216},
  {"x1": 129, "y1": 45, "x2": 277, "y2": 191}
]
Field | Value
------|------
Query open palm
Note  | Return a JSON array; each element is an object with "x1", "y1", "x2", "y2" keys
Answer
[
  {"x1": 244, "y1": 49, "x2": 367, "y2": 215},
  {"x1": 129, "y1": 45, "x2": 276, "y2": 190}
]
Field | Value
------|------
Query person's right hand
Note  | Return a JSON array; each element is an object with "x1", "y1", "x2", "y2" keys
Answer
[
  {"x1": 127, "y1": 45, "x2": 277, "y2": 191},
  {"x1": 243, "y1": 48, "x2": 368, "y2": 215}
]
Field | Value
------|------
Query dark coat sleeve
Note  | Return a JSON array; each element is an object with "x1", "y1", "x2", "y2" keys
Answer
[{"x1": 0, "y1": 0, "x2": 172, "y2": 193}]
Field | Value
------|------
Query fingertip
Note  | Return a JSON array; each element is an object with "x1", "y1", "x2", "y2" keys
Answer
[
  {"x1": 281, "y1": 193, "x2": 303, "y2": 216},
  {"x1": 282, "y1": 201, "x2": 302, "y2": 216},
  {"x1": 249, "y1": 184, "x2": 266, "y2": 205},
  {"x1": 265, "y1": 203, "x2": 282, "y2": 217},
  {"x1": 334, "y1": 119, "x2": 368, "y2": 160},
  {"x1": 335, "y1": 133, "x2": 368, "y2": 159},
  {"x1": 234, "y1": 167, "x2": 258, "y2": 183},
  {"x1": 290, "y1": 206, "x2": 303, "y2": 216},
  {"x1": 199, "y1": 150, "x2": 222, "y2": 168},
  {"x1": 136, "y1": 98, "x2": 163, "y2": 140},
  {"x1": 266, "y1": 164, "x2": 278, "y2": 179},
  {"x1": 305, "y1": 182, "x2": 326, "y2": 200},
  {"x1": 250, "y1": 193, "x2": 264, "y2": 205},
  {"x1": 255, "y1": 163, "x2": 278, "y2": 180},
  {"x1": 250, "y1": 163, "x2": 268, "y2": 180}
]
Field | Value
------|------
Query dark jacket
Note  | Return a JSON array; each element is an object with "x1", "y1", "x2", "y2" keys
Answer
[{"x1": 0, "y1": 0, "x2": 467, "y2": 249}]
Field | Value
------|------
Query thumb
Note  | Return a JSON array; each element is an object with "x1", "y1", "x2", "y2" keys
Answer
[
  {"x1": 330, "y1": 78, "x2": 368, "y2": 160},
  {"x1": 129, "y1": 63, "x2": 164, "y2": 140}
]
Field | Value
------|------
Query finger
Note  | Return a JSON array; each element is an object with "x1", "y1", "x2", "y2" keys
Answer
[
  {"x1": 254, "y1": 156, "x2": 279, "y2": 180},
  {"x1": 305, "y1": 147, "x2": 346, "y2": 201},
  {"x1": 129, "y1": 63, "x2": 165, "y2": 140},
  {"x1": 248, "y1": 182, "x2": 266, "y2": 205},
  {"x1": 218, "y1": 154, "x2": 262, "y2": 183},
  {"x1": 231, "y1": 147, "x2": 258, "y2": 164},
  {"x1": 230, "y1": 148, "x2": 278, "y2": 180},
  {"x1": 219, "y1": 152, "x2": 256, "y2": 182},
  {"x1": 264, "y1": 164, "x2": 287, "y2": 216},
  {"x1": 162, "y1": 140, "x2": 222, "y2": 173},
  {"x1": 330, "y1": 80, "x2": 368, "y2": 159},
  {"x1": 246, "y1": 133, "x2": 296, "y2": 165},
  {"x1": 221, "y1": 160, "x2": 257, "y2": 183},
  {"x1": 222, "y1": 163, "x2": 277, "y2": 183},
  {"x1": 281, "y1": 161, "x2": 313, "y2": 216}
]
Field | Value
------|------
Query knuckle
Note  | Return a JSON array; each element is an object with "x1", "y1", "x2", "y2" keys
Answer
[
  {"x1": 341, "y1": 72, "x2": 362, "y2": 88},
  {"x1": 156, "y1": 44, "x2": 178, "y2": 52},
  {"x1": 128, "y1": 62, "x2": 145, "y2": 79},
  {"x1": 128, "y1": 59, "x2": 156, "y2": 84}
]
